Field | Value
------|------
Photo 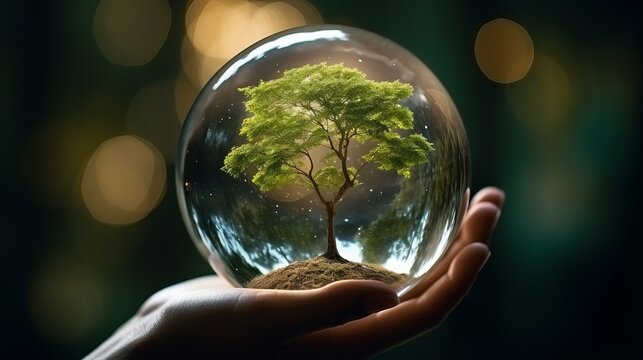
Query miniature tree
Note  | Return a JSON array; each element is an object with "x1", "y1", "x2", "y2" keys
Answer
[{"x1": 222, "y1": 63, "x2": 433, "y2": 261}]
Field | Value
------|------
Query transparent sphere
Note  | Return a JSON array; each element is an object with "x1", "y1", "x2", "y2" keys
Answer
[{"x1": 176, "y1": 25, "x2": 470, "y2": 296}]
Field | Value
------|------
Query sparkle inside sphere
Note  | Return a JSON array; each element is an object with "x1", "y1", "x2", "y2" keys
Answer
[{"x1": 176, "y1": 25, "x2": 470, "y2": 296}]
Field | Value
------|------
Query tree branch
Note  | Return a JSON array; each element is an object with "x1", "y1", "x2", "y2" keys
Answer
[
  {"x1": 300, "y1": 150, "x2": 329, "y2": 204},
  {"x1": 327, "y1": 135, "x2": 340, "y2": 156},
  {"x1": 353, "y1": 162, "x2": 367, "y2": 180},
  {"x1": 282, "y1": 159, "x2": 327, "y2": 204},
  {"x1": 347, "y1": 128, "x2": 360, "y2": 141}
]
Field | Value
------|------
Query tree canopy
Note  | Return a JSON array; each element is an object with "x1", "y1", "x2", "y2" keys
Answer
[
  {"x1": 223, "y1": 63, "x2": 432, "y2": 199},
  {"x1": 222, "y1": 62, "x2": 434, "y2": 259}
]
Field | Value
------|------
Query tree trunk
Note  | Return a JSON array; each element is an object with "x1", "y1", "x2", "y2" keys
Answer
[{"x1": 322, "y1": 202, "x2": 343, "y2": 260}]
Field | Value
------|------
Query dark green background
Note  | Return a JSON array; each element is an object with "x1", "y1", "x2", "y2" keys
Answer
[{"x1": 1, "y1": 0, "x2": 640, "y2": 358}]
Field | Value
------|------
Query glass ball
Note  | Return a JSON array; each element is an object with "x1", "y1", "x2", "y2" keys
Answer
[{"x1": 176, "y1": 24, "x2": 470, "y2": 296}]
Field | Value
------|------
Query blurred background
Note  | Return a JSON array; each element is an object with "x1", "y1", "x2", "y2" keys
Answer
[{"x1": 1, "y1": 0, "x2": 640, "y2": 358}]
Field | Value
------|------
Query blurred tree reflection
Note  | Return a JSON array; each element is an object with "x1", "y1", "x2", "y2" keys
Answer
[
  {"x1": 201, "y1": 185, "x2": 325, "y2": 284},
  {"x1": 361, "y1": 90, "x2": 469, "y2": 273}
]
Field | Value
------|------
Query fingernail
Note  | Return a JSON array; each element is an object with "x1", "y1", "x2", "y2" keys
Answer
[{"x1": 363, "y1": 293, "x2": 400, "y2": 314}]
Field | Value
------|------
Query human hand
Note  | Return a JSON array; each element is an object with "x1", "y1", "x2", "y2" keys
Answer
[
  {"x1": 86, "y1": 277, "x2": 400, "y2": 359},
  {"x1": 283, "y1": 186, "x2": 504, "y2": 358},
  {"x1": 85, "y1": 186, "x2": 504, "y2": 359}
]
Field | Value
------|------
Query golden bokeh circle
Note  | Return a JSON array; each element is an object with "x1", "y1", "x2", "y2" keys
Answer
[
  {"x1": 475, "y1": 18, "x2": 534, "y2": 83},
  {"x1": 82, "y1": 135, "x2": 166, "y2": 225}
]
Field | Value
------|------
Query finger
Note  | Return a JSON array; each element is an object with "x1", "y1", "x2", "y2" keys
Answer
[
  {"x1": 470, "y1": 186, "x2": 505, "y2": 208},
  {"x1": 401, "y1": 200, "x2": 500, "y2": 300},
  {"x1": 405, "y1": 187, "x2": 502, "y2": 300},
  {"x1": 287, "y1": 243, "x2": 490, "y2": 359},
  {"x1": 460, "y1": 202, "x2": 502, "y2": 246}
]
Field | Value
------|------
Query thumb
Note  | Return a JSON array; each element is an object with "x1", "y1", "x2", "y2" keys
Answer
[{"x1": 237, "y1": 280, "x2": 399, "y2": 338}]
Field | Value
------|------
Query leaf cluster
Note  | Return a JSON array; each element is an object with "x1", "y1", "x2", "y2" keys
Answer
[{"x1": 222, "y1": 63, "x2": 433, "y2": 197}]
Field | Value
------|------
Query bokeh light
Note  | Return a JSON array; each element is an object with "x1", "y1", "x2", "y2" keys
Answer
[
  {"x1": 506, "y1": 53, "x2": 572, "y2": 135},
  {"x1": 181, "y1": 0, "x2": 323, "y2": 88},
  {"x1": 180, "y1": 35, "x2": 228, "y2": 89},
  {"x1": 93, "y1": 0, "x2": 172, "y2": 66},
  {"x1": 187, "y1": 0, "x2": 261, "y2": 59},
  {"x1": 475, "y1": 18, "x2": 534, "y2": 83},
  {"x1": 82, "y1": 135, "x2": 166, "y2": 225}
]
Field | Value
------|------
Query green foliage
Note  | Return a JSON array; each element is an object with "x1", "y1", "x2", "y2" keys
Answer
[
  {"x1": 363, "y1": 133, "x2": 435, "y2": 178},
  {"x1": 313, "y1": 166, "x2": 359, "y2": 190},
  {"x1": 313, "y1": 166, "x2": 344, "y2": 190},
  {"x1": 222, "y1": 62, "x2": 433, "y2": 204}
]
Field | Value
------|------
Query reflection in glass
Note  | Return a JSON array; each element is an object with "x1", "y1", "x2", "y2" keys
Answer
[{"x1": 177, "y1": 25, "x2": 470, "y2": 296}]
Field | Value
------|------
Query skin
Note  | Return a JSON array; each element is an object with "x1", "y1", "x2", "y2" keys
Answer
[{"x1": 85, "y1": 186, "x2": 504, "y2": 359}]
